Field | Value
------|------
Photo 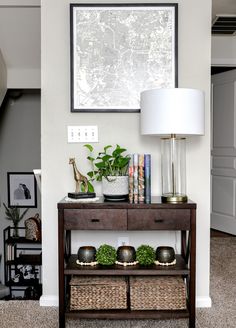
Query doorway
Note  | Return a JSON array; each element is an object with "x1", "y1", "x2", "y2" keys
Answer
[{"x1": 211, "y1": 67, "x2": 236, "y2": 234}]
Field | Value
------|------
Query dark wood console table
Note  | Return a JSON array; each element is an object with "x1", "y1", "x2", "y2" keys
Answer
[{"x1": 58, "y1": 197, "x2": 196, "y2": 328}]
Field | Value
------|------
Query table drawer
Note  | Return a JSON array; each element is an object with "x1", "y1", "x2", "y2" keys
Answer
[
  {"x1": 128, "y1": 209, "x2": 190, "y2": 230},
  {"x1": 64, "y1": 209, "x2": 127, "y2": 230}
]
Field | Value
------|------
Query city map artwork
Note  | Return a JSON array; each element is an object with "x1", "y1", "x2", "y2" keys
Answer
[{"x1": 70, "y1": 4, "x2": 178, "y2": 112}]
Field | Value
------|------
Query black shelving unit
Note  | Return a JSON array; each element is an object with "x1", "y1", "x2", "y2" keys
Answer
[{"x1": 3, "y1": 226, "x2": 42, "y2": 299}]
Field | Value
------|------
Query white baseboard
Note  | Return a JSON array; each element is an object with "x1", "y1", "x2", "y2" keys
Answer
[
  {"x1": 40, "y1": 295, "x2": 212, "y2": 308},
  {"x1": 39, "y1": 295, "x2": 58, "y2": 307},
  {"x1": 196, "y1": 296, "x2": 212, "y2": 308}
]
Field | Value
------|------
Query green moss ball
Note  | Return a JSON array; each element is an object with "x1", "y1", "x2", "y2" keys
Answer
[{"x1": 96, "y1": 244, "x2": 117, "y2": 265}]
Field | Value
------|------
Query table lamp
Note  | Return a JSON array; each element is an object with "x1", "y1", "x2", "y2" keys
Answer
[{"x1": 140, "y1": 88, "x2": 204, "y2": 203}]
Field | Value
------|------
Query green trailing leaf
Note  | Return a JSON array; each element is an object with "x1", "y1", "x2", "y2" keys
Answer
[
  {"x1": 87, "y1": 171, "x2": 95, "y2": 178},
  {"x1": 81, "y1": 181, "x2": 94, "y2": 193},
  {"x1": 87, "y1": 181, "x2": 94, "y2": 193},
  {"x1": 104, "y1": 145, "x2": 112, "y2": 152},
  {"x1": 84, "y1": 144, "x2": 93, "y2": 152},
  {"x1": 87, "y1": 156, "x2": 95, "y2": 162},
  {"x1": 112, "y1": 147, "x2": 126, "y2": 157},
  {"x1": 101, "y1": 154, "x2": 112, "y2": 162},
  {"x1": 95, "y1": 161, "x2": 106, "y2": 169}
]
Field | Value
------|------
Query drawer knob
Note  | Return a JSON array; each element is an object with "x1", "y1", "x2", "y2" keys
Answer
[
  {"x1": 91, "y1": 219, "x2": 100, "y2": 222},
  {"x1": 154, "y1": 219, "x2": 164, "y2": 223}
]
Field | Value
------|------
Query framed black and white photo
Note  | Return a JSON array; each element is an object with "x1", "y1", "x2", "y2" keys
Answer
[
  {"x1": 7, "y1": 172, "x2": 37, "y2": 208},
  {"x1": 70, "y1": 3, "x2": 178, "y2": 113}
]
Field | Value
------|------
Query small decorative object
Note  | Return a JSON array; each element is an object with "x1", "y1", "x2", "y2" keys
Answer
[
  {"x1": 25, "y1": 213, "x2": 41, "y2": 241},
  {"x1": 77, "y1": 246, "x2": 96, "y2": 263},
  {"x1": 155, "y1": 246, "x2": 176, "y2": 266},
  {"x1": 136, "y1": 244, "x2": 155, "y2": 266},
  {"x1": 65, "y1": 196, "x2": 99, "y2": 203},
  {"x1": 3, "y1": 203, "x2": 29, "y2": 238},
  {"x1": 84, "y1": 144, "x2": 130, "y2": 201},
  {"x1": 68, "y1": 157, "x2": 95, "y2": 198},
  {"x1": 117, "y1": 246, "x2": 136, "y2": 263},
  {"x1": 76, "y1": 260, "x2": 98, "y2": 266},
  {"x1": 96, "y1": 244, "x2": 117, "y2": 266},
  {"x1": 18, "y1": 265, "x2": 36, "y2": 280},
  {"x1": 116, "y1": 245, "x2": 138, "y2": 266},
  {"x1": 115, "y1": 260, "x2": 139, "y2": 267},
  {"x1": 12, "y1": 274, "x2": 20, "y2": 283}
]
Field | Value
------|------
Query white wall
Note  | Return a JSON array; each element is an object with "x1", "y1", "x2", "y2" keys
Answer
[
  {"x1": 212, "y1": 36, "x2": 236, "y2": 66},
  {"x1": 41, "y1": 0, "x2": 211, "y2": 307},
  {"x1": 7, "y1": 68, "x2": 41, "y2": 89}
]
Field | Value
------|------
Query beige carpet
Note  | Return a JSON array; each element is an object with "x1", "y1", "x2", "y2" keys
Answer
[
  {"x1": 197, "y1": 237, "x2": 236, "y2": 328},
  {"x1": 0, "y1": 237, "x2": 235, "y2": 328}
]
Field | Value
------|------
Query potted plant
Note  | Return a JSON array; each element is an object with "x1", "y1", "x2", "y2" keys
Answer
[
  {"x1": 96, "y1": 244, "x2": 117, "y2": 266},
  {"x1": 136, "y1": 245, "x2": 155, "y2": 266},
  {"x1": 3, "y1": 203, "x2": 29, "y2": 238},
  {"x1": 84, "y1": 144, "x2": 130, "y2": 200}
]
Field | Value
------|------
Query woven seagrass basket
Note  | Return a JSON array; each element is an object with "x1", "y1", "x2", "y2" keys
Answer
[
  {"x1": 130, "y1": 276, "x2": 186, "y2": 310},
  {"x1": 70, "y1": 276, "x2": 127, "y2": 310}
]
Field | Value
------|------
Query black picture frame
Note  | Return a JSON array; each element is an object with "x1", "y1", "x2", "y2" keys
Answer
[
  {"x1": 70, "y1": 3, "x2": 178, "y2": 113},
  {"x1": 7, "y1": 172, "x2": 37, "y2": 208}
]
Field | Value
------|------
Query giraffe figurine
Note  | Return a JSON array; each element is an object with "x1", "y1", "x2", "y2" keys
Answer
[{"x1": 69, "y1": 158, "x2": 89, "y2": 193}]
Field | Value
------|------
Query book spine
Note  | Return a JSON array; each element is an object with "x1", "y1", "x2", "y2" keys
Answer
[
  {"x1": 7, "y1": 244, "x2": 10, "y2": 261},
  {"x1": 133, "y1": 153, "x2": 139, "y2": 204},
  {"x1": 138, "y1": 154, "x2": 145, "y2": 203},
  {"x1": 128, "y1": 154, "x2": 134, "y2": 203},
  {"x1": 144, "y1": 154, "x2": 151, "y2": 203}
]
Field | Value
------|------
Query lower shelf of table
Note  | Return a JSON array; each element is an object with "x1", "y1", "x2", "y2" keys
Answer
[{"x1": 65, "y1": 309, "x2": 189, "y2": 319}]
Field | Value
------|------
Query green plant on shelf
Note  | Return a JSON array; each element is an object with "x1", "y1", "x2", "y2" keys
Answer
[
  {"x1": 3, "y1": 203, "x2": 29, "y2": 238},
  {"x1": 96, "y1": 244, "x2": 117, "y2": 266},
  {"x1": 136, "y1": 245, "x2": 155, "y2": 266},
  {"x1": 84, "y1": 144, "x2": 130, "y2": 182}
]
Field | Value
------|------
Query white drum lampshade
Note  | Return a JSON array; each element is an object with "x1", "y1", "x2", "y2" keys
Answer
[{"x1": 140, "y1": 88, "x2": 205, "y2": 203}]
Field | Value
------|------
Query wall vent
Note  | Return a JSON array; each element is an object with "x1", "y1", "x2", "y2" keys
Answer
[{"x1": 212, "y1": 15, "x2": 236, "y2": 35}]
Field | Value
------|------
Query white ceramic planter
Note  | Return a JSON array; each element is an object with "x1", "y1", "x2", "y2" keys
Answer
[{"x1": 102, "y1": 176, "x2": 129, "y2": 201}]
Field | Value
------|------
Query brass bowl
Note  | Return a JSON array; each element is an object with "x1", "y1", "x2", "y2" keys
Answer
[
  {"x1": 117, "y1": 246, "x2": 136, "y2": 263},
  {"x1": 77, "y1": 246, "x2": 96, "y2": 263},
  {"x1": 156, "y1": 246, "x2": 175, "y2": 264}
]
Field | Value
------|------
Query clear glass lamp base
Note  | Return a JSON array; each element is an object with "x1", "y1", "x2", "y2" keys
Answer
[{"x1": 161, "y1": 136, "x2": 187, "y2": 203}]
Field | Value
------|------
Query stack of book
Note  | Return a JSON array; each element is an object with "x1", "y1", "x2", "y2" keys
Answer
[
  {"x1": 129, "y1": 154, "x2": 151, "y2": 204},
  {"x1": 7, "y1": 244, "x2": 15, "y2": 261}
]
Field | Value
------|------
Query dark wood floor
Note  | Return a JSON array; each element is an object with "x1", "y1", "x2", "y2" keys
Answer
[{"x1": 211, "y1": 228, "x2": 235, "y2": 237}]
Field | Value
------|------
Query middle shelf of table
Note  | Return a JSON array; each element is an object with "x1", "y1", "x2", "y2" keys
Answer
[{"x1": 64, "y1": 254, "x2": 189, "y2": 276}]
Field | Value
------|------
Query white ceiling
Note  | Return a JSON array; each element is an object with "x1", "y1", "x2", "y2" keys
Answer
[
  {"x1": 212, "y1": 0, "x2": 236, "y2": 19},
  {"x1": 0, "y1": 6, "x2": 40, "y2": 70},
  {"x1": 0, "y1": 1, "x2": 235, "y2": 87},
  {"x1": 0, "y1": 1, "x2": 40, "y2": 87}
]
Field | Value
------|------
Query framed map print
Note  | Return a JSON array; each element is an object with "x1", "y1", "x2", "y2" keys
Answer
[{"x1": 70, "y1": 3, "x2": 178, "y2": 112}]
